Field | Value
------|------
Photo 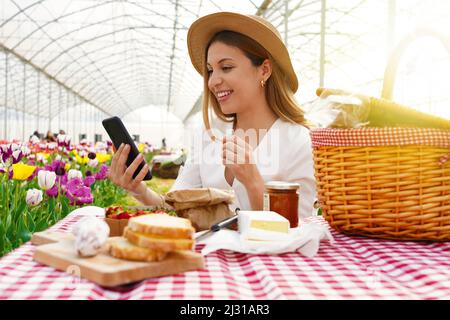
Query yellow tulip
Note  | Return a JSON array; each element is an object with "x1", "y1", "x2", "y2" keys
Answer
[
  {"x1": 75, "y1": 154, "x2": 89, "y2": 164},
  {"x1": 36, "y1": 152, "x2": 50, "y2": 159},
  {"x1": 12, "y1": 163, "x2": 36, "y2": 181},
  {"x1": 64, "y1": 163, "x2": 71, "y2": 171},
  {"x1": 138, "y1": 143, "x2": 145, "y2": 153},
  {"x1": 96, "y1": 153, "x2": 111, "y2": 163}
]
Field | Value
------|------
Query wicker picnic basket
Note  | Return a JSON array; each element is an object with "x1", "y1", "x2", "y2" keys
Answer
[{"x1": 310, "y1": 29, "x2": 450, "y2": 241}]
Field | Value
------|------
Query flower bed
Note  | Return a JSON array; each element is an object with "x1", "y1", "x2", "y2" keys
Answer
[{"x1": 0, "y1": 136, "x2": 157, "y2": 257}]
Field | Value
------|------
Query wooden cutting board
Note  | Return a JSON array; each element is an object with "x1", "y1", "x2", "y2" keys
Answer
[
  {"x1": 32, "y1": 232, "x2": 204, "y2": 287},
  {"x1": 31, "y1": 231, "x2": 76, "y2": 246}
]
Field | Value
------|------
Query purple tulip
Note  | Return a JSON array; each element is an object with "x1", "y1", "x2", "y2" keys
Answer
[
  {"x1": 57, "y1": 174, "x2": 68, "y2": 194},
  {"x1": 66, "y1": 177, "x2": 93, "y2": 205},
  {"x1": 1, "y1": 144, "x2": 12, "y2": 164},
  {"x1": 84, "y1": 175, "x2": 96, "y2": 187},
  {"x1": 95, "y1": 164, "x2": 109, "y2": 180},
  {"x1": 46, "y1": 185, "x2": 59, "y2": 197},
  {"x1": 11, "y1": 149, "x2": 23, "y2": 164}
]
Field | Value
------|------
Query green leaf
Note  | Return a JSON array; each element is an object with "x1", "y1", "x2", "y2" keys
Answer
[
  {"x1": 26, "y1": 209, "x2": 36, "y2": 233},
  {"x1": 61, "y1": 197, "x2": 69, "y2": 217},
  {"x1": 6, "y1": 215, "x2": 14, "y2": 242},
  {"x1": 0, "y1": 220, "x2": 5, "y2": 256},
  {"x1": 14, "y1": 200, "x2": 26, "y2": 221},
  {"x1": 35, "y1": 218, "x2": 48, "y2": 232},
  {"x1": 16, "y1": 214, "x2": 31, "y2": 245},
  {"x1": 48, "y1": 197, "x2": 56, "y2": 215}
]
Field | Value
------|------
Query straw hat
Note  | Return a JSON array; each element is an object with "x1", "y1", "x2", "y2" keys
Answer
[{"x1": 187, "y1": 12, "x2": 298, "y2": 93}]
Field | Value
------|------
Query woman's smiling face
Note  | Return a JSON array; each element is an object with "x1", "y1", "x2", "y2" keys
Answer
[{"x1": 207, "y1": 41, "x2": 262, "y2": 116}]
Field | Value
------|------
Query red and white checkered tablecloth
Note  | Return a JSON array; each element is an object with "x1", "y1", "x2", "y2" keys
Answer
[{"x1": 1, "y1": 207, "x2": 450, "y2": 300}]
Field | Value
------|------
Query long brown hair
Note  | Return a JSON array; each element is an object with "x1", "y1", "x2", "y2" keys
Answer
[{"x1": 202, "y1": 30, "x2": 307, "y2": 134}]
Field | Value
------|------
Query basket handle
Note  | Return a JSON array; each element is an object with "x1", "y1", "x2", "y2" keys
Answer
[{"x1": 381, "y1": 28, "x2": 450, "y2": 100}]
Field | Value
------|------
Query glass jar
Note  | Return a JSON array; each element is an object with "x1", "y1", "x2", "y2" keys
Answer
[{"x1": 263, "y1": 181, "x2": 300, "y2": 228}]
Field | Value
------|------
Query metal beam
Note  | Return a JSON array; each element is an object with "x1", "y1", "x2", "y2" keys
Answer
[
  {"x1": 319, "y1": 0, "x2": 326, "y2": 87},
  {"x1": 167, "y1": 0, "x2": 179, "y2": 113},
  {"x1": 0, "y1": 43, "x2": 112, "y2": 117}
]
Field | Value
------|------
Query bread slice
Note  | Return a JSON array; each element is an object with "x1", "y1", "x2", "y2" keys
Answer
[
  {"x1": 108, "y1": 237, "x2": 167, "y2": 262},
  {"x1": 124, "y1": 227, "x2": 194, "y2": 251},
  {"x1": 127, "y1": 214, "x2": 194, "y2": 239}
]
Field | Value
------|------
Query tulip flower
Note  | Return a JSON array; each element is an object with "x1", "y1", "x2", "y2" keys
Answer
[
  {"x1": 75, "y1": 154, "x2": 89, "y2": 164},
  {"x1": 94, "y1": 164, "x2": 109, "y2": 180},
  {"x1": 46, "y1": 185, "x2": 59, "y2": 198},
  {"x1": 38, "y1": 170, "x2": 57, "y2": 190},
  {"x1": 66, "y1": 178, "x2": 93, "y2": 205},
  {"x1": 96, "y1": 153, "x2": 111, "y2": 163},
  {"x1": 12, "y1": 163, "x2": 36, "y2": 180},
  {"x1": 0, "y1": 144, "x2": 12, "y2": 165},
  {"x1": 29, "y1": 135, "x2": 40, "y2": 144},
  {"x1": 68, "y1": 169, "x2": 83, "y2": 181},
  {"x1": 88, "y1": 158, "x2": 99, "y2": 167},
  {"x1": 84, "y1": 175, "x2": 96, "y2": 187},
  {"x1": 11, "y1": 149, "x2": 23, "y2": 164},
  {"x1": 26, "y1": 188, "x2": 43, "y2": 206}
]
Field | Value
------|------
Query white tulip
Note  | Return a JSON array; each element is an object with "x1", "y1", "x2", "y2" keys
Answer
[
  {"x1": 11, "y1": 143, "x2": 20, "y2": 152},
  {"x1": 88, "y1": 158, "x2": 99, "y2": 167},
  {"x1": 68, "y1": 169, "x2": 83, "y2": 181},
  {"x1": 57, "y1": 134, "x2": 65, "y2": 141},
  {"x1": 20, "y1": 145, "x2": 31, "y2": 156},
  {"x1": 38, "y1": 170, "x2": 57, "y2": 190},
  {"x1": 30, "y1": 135, "x2": 40, "y2": 144},
  {"x1": 36, "y1": 154, "x2": 47, "y2": 164},
  {"x1": 26, "y1": 189, "x2": 43, "y2": 206}
]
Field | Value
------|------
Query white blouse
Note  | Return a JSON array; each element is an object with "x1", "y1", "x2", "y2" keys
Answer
[{"x1": 170, "y1": 118, "x2": 317, "y2": 218}]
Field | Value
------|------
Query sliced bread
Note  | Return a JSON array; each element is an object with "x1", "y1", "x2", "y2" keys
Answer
[
  {"x1": 108, "y1": 237, "x2": 167, "y2": 262},
  {"x1": 123, "y1": 227, "x2": 194, "y2": 251},
  {"x1": 127, "y1": 214, "x2": 194, "y2": 239}
]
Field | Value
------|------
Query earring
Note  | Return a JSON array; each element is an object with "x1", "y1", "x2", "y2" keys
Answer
[{"x1": 260, "y1": 79, "x2": 266, "y2": 88}]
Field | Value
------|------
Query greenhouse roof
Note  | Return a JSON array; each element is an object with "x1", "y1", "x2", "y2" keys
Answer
[{"x1": 1, "y1": 0, "x2": 449, "y2": 123}]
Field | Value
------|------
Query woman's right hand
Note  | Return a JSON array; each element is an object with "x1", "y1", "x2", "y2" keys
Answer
[{"x1": 109, "y1": 143, "x2": 150, "y2": 196}]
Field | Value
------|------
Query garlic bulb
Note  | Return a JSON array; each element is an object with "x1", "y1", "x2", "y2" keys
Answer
[{"x1": 72, "y1": 216, "x2": 110, "y2": 257}]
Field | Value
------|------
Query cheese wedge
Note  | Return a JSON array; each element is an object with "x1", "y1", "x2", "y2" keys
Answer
[{"x1": 238, "y1": 211, "x2": 290, "y2": 241}]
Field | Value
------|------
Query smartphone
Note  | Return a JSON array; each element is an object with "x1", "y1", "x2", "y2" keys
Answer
[{"x1": 102, "y1": 116, "x2": 152, "y2": 180}]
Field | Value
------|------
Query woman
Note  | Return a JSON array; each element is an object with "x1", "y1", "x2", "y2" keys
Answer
[
  {"x1": 109, "y1": 12, "x2": 316, "y2": 217},
  {"x1": 45, "y1": 130, "x2": 56, "y2": 142}
]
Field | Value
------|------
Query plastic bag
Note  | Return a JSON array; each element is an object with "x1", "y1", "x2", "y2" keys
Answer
[{"x1": 305, "y1": 90, "x2": 369, "y2": 128}]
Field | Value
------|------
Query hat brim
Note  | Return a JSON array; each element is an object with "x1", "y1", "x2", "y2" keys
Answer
[{"x1": 187, "y1": 12, "x2": 298, "y2": 93}]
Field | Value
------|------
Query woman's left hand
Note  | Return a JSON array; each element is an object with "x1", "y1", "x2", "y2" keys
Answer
[{"x1": 222, "y1": 135, "x2": 262, "y2": 187}]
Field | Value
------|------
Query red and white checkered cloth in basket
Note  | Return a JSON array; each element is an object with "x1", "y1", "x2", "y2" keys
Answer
[
  {"x1": 310, "y1": 127, "x2": 450, "y2": 165},
  {"x1": 310, "y1": 128, "x2": 450, "y2": 148},
  {"x1": 1, "y1": 206, "x2": 450, "y2": 300}
]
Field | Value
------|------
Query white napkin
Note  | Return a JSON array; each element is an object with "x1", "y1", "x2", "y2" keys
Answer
[{"x1": 197, "y1": 222, "x2": 334, "y2": 258}]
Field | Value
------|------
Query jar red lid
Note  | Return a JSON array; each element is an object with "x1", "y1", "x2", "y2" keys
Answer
[{"x1": 264, "y1": 181, "x2": 300, "y2": 190}]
